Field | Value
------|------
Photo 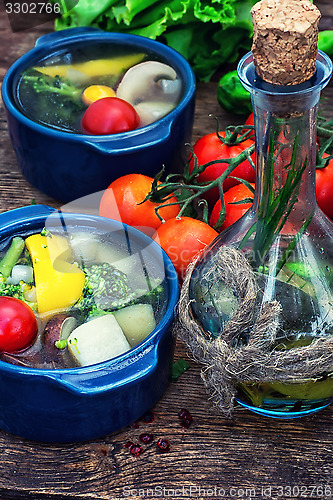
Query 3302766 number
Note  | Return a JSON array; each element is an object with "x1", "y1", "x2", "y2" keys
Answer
[
  {"x1": 5, "y1": 3, "x2": 61, "y2": 14},
  {"x1": 275, "y1": 485, "x2": 332, "y2": 498}
]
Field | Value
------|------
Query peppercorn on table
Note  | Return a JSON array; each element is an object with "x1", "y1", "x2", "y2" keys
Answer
[{"x1": 0, "y1": 2, "x2": 333, "y2": 499}]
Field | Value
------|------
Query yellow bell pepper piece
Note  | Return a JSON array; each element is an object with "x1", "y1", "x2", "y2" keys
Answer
[
  {"x1": 25, "y1": 234, "x2": 85, "y2": 315},
  {"x1": 34, "y1": 53, "x2": 145, "y2": 79}
]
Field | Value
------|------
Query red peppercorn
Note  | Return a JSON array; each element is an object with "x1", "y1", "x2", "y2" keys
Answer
[
  {"x1": 157, "y1": 438, "x2": 170, "y2": 452},
  {"x1": 130, "y1": 444, "x2": 144, "y2": 457},
  {"x1": 124, "y1": 441, "x2": 134, "y2": 449},
  {"x1": 178, "y1": 408, "x2": 192, "y2": 428},
  {"x1": 139, "y1": 432, "x2": 154, "y2": 444}
]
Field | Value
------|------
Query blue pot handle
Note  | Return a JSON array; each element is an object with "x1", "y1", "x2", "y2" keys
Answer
[
  {"x1": 0, "y1": 205, "x2": 56, "y2": 227},
  {"x1": 35, "y1": 27, "x2": 102, "y2": 48},
  {"x1": 46, "y1": 343, "x2": 159, "y2": 395},
  {"x1": 83, "y1": 123, "x2": 172, "y2": 154}
]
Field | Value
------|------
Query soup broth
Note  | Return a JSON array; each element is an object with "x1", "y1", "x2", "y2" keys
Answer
[
  {"x1": 0, "y1": 226, "x2": 168, "y2": 369},
  {"x1": 15, "y1": 41, "x2": 183, "y2": 133}
]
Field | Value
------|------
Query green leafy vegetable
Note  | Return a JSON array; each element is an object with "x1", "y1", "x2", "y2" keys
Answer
[
  {"x1": 171, "y1": 357, "x2": 190, "y2": 381},
  {"x1": 54, "y1": 0, "x2": 257, "y2": 81}
]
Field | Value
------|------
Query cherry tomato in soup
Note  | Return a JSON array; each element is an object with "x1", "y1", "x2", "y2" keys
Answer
[
  {"x1": 152, "y1": 217, "x2": 218, "y2": 281},
  {"x1": 189, "y1": 132, "x2": 255, "y2": 206},
  {"x1": 99, "y1": 174, "x2": 180, "y2": 236},
  {"x1": 316, "y1": 154, "x2": 333, "y2": 219},
  {"x1": 0, "y1": 297, "x2": 37, "y2": 353},
  {"x1": 210, "y1": 183, "x2": 255, "y2": 231},
  {"x1": 81, "y1": 97, "x2": 140, "y2": 135}
]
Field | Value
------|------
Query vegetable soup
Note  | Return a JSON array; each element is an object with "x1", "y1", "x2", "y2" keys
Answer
[
  {"x1": 15, "y1": 42, "x2": 183, "y2": 134},
  {"x1": 0, "y1": 227, "x2": 168, "y2": 369}
]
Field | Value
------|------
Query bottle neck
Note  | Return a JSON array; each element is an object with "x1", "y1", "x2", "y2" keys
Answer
[
  {"x1": 250, "y1": 90, "x2": 320, "y2": 232},
  {"x1": 237, "y1": 52, "x2": 332, "y2": 233}
]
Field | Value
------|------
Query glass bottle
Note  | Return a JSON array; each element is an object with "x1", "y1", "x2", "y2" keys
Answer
[{"x1": 188, "y1": 50, "x2": 333, "y2": 418}]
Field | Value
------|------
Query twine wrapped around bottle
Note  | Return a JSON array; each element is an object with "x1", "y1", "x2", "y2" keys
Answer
[{"x1": 175, "y1": 246, "x2": 333, "y2": 416}]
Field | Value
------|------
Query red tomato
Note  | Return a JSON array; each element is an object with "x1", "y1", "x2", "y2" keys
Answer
[
  {"x1": 99, "y1": 174, "x2": 180, "y2": 236},
  {"x1": 81, "y1": 97, "x2": 140, "y2": 135},
  {"x1": 316, "y1": 154, "x2": 333, "y2": 219},
  {"x1": 189, "y1": 132, "x2": 255, "y2": 206},
  {"x1": 245, "y1": 113, "x2": 254, "y2": 126},
  {"x1": 210, "y1": 183, "x2": 255, "y2": 231},
  {"x1": 152, "y1": 217, "x2": 218, "y2": 281},
  {"x1": 0, "y1": 297, "x2": 37, "y2": 353}
]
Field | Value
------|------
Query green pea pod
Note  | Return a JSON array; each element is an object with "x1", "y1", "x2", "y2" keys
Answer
[
  {"x1": 318, "y1": 30, "x2": 333, "y2": 56},
  {"x1": 217, "y1": 70, "x2": 252, "y2": 115}
]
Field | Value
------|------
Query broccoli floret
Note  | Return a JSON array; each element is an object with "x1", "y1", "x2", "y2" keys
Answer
[
  {"x1": 20, "y1": 71, "x2": 86, "y2": 132},
  {"x1": 22, "y1": 73, "x2": 82, "y2": 100},
  {"x1": 76, "y1": 262, "x2": 137, "y2": 317},
  {"x1": 74, "y1": 261, "x2": 167, "y2": 320},
  {"x1": 0, "y1": 278, "x2": 36, "y2": 310},
  {"x1": 0, "y1": 278, "x2": 22, "y2": 298}
]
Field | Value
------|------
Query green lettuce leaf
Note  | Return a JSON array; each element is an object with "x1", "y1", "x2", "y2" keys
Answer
[
  {"x1": 56, "y1": 0, "x2": 119, "y2": 28},
  {"x1": 55, "y1": 0, "x2": 257, "y2": 81}
]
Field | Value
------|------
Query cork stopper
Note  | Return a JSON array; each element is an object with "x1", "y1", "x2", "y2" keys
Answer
[{"x1": 251, "y1": 0, "x2": 321, "y2": 85}]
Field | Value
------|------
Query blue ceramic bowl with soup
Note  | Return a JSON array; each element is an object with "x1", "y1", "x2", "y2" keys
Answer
[
  {"x1": 0, "y1": 204, "x2": 179, "y2": 443},
  {"x1": 2, "y1": 28, "x2": 196, "y2": 203}
]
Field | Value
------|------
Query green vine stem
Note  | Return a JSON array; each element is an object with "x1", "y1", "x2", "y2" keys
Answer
[{"x1": 145, "y1": 117, "x2": 333, "y2": 228}]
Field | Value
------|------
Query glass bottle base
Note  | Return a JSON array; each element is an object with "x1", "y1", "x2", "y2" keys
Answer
[
  {"x1": 236, "y1": 381, "x2": 333, "y2": 418},
  {"x1": 236, "y1": 397, "x2": 332, "y2": 419}
]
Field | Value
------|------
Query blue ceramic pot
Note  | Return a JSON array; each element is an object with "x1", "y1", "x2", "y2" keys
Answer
[
  {"x1": 2, "y1": 28, "x2": 196, "y2": 203},
  {"x1": 0, "y1": 205, "x2": 179, "y2": 443}
]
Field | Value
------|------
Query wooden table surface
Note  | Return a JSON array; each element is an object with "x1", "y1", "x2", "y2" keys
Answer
[{"x1": 1, "y1": 2, "x2": 333, "y2": 499}]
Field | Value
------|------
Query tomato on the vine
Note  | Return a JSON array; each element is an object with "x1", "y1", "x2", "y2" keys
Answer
[
  {"x1": 210, "y1": 183, "x2": 255, "y2": 231},
  {"x1": 189, "y1": 132, "x2": 255, "y2": 206},
  {"x1": 81, "y1": 97, "x2": 140, "y2": 135},
  {"x1": 245, "y1": 113, "x2": 254, "y2": 126},
  {"x1": 0, "y1": 297, "x2": 37, "y2": 353},
  {"x1": 99, "y1": 173, "x2": 180, "y2": 236},
  {"x1": 152, "y1": 217, "x2": 218, "y2": 281},
  {"x1": 316, "y1": 154, "x2": 333, "y2": 219}
]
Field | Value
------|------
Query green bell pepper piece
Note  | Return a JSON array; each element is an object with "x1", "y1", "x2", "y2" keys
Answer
[
  {"x1": 318, "y1": 30, "x2": 333, "y2": 56},
  {"x1": 217, "y1": 69, "x2": 252, "y2": 115}
]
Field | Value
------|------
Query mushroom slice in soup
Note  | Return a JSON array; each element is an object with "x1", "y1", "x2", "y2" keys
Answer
[
  {"x1": 116, "y1": 61, "x2": 182, "y2": 111},
  {"x1": 134, "y1": 101, "x2": 179, "y2": 126}
]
